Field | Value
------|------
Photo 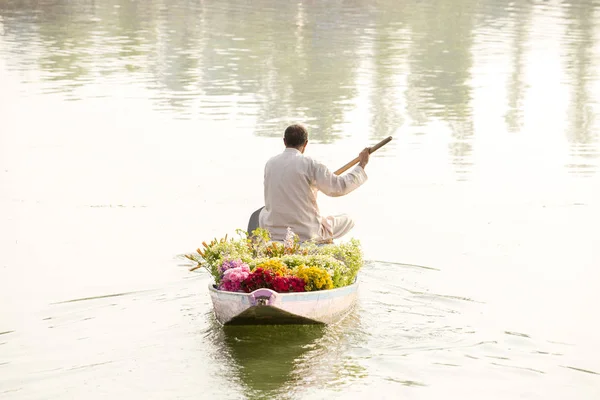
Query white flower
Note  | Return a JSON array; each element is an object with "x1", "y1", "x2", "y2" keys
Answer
[{"x1": 284, "y1": 227, "x2": 295, "y2": 250}]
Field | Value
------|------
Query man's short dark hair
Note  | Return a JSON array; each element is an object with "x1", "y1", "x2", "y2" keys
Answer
[{"x1": 284, "y1": 124, "x2": 308, "y2": 148}]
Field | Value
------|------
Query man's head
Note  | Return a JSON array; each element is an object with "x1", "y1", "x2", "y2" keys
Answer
[{"x1": 284, "y1": 124, "x2": 308, "y2": 153}]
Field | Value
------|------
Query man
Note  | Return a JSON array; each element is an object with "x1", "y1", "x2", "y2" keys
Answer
[{"x1": 258, "y1": 124, "x2": 370, "y2": 243}]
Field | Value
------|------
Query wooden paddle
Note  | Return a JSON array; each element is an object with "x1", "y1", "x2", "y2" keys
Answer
[{"x1": 333, "y1": 136, "x2": 393, "y2": 175}]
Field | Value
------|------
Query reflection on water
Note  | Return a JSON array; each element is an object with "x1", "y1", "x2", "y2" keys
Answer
[
  {"x1": 1, "y1": 0, "x2": 599, "y2": 176},
  {"x1": 504, "y1": 1, "x2": 532, "y2": 133},
  {"x1": 205, "y1": 305, "x2": 368, "y2": 398},
  {"x1": 216, "y1": 324, "x2": 326, "y2": 398},
  {"x1": 564, "y1": 0, "x2": 599, "y2": 176}
]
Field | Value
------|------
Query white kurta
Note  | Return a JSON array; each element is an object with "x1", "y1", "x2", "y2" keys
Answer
[{"x1": 259, "y1": 148, "x2": 368, "y2": 242}]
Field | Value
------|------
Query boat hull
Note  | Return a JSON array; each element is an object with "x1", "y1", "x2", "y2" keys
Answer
[{"x1": 208, "y1": 281, "x2": 359, "y2": 325}]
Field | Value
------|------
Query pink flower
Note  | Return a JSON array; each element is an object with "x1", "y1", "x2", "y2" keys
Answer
[
  {"x1": 219, "y1": 259, "x2": 249, "y2": 275},
  {"x1": 218, "y1": 265, "x2": 250, "y2": 292}
]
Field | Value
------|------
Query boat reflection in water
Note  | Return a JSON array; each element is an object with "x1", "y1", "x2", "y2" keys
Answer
[
  {"x1": 220, "y1": 324, "x2": 326, "y2": 397},
  {"x1": 208, "y1": 304, "x2": 367, "y2": 398}
]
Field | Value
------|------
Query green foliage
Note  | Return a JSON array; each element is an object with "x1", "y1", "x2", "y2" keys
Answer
[
  {"x1": 307, "y1": 239, "x2": 363, "y2": 286},
  {"x1": 247, "y1": 227, "x2": 292, "y2": 258}
]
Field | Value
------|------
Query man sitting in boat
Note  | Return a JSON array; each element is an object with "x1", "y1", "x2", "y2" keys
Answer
[{"x1": 258, "y1": 124, "x2": 370, "y2": 243}]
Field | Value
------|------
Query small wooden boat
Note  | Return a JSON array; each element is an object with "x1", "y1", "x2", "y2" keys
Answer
[
  {"x1": 208, "y1": 280, "x2": 359, "y2": 325},
  {"x1": 207, "y1": 138, "x2": 391, "y2": 327}
]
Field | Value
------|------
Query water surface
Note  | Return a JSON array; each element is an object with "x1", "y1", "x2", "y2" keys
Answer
[{"x1": 1, "y1": 0, "x2": 599, "y2": 398}]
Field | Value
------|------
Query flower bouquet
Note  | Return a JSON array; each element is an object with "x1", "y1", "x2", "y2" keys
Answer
[{"x1": 186, "y1": 228, "x2": 363, "y2": 293}]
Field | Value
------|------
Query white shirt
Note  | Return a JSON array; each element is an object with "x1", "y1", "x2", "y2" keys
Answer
[{"x1": 259, "y1": 148, "x2": 368, "y2": 242}]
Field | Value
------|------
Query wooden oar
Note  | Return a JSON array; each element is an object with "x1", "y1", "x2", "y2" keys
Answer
[{"x1": 333, "y1": 136, "x2": 393, "y2": 175}]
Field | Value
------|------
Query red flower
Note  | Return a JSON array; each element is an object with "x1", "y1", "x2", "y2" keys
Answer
[
  {"x1": 272, "y1": 277, "x2": 289, "y2": 292},
  {"x1": 242, "y1": 268, "x2": 306, "y2": 293}
]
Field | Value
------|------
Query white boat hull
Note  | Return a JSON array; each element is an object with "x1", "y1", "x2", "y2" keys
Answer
[{"x1": 208, "y1": 281, "x2": 359, "y2": 325}]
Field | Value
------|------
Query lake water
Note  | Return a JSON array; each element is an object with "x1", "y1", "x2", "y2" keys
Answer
[{"x1": 1, "y1": 0, "x2": 600, "y2": 398}]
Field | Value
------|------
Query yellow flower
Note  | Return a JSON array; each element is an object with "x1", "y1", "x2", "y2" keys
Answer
[
  {"x1": 256, "y1": 259, "x2": 290, "y2": 276},
  {"x1": 293, "y1": 265, "x2": 333, "y2": 291}
]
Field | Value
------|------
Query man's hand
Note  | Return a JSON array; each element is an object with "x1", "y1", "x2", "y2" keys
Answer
[{"x1": 358, "y1": 147, "x2": 370, "y2": 169}]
